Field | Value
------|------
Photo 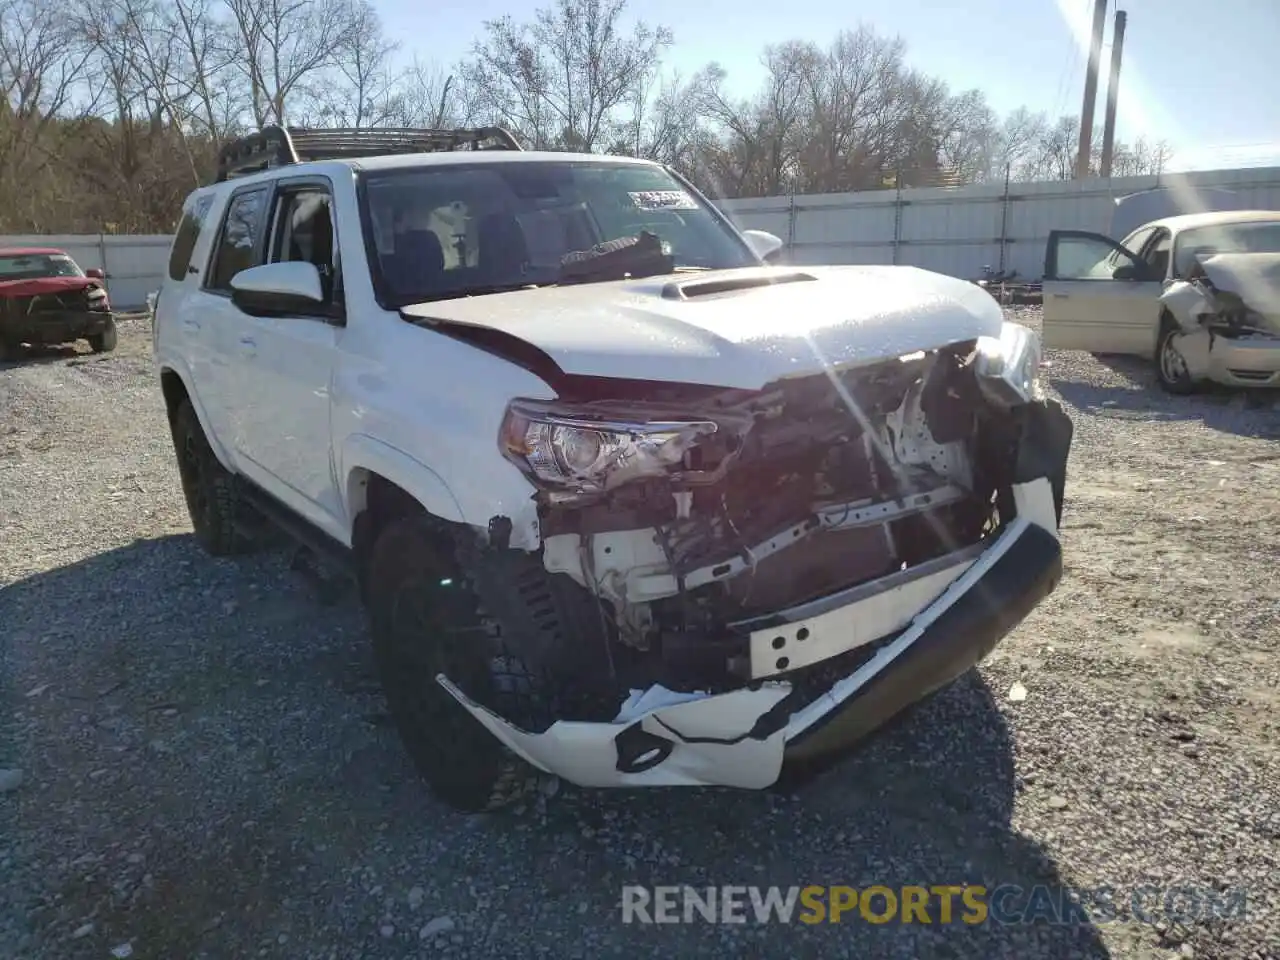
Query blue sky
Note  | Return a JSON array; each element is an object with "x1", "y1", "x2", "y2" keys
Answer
[{"x1": 375, "y1": 0, "x2": 1280, "y2": 172}]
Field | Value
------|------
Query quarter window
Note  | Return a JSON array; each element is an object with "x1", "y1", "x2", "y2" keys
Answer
[{"x1": 167, "y1": 195, "x2": 214, "y2": 282}]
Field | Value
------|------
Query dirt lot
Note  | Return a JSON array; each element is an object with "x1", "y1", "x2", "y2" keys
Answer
[{"x1": 1, "y1": 309, "x2": 1278, "y2": 960}]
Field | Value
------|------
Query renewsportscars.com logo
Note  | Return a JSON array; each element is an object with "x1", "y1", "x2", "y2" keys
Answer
[{"x1": 620, "y1": 884, "x2": 1249, "y2": 926}]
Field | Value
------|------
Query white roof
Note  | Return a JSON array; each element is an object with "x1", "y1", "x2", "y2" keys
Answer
[
  {"x1": 1147, "y1": 210, "x2": 1280, "y2": 233},
  {"x1": 351, "y1": 150, "x2": 654, "y2": 172},
  {"x1": 210, "y1": 149, "x2": 657, "y2": 191}
]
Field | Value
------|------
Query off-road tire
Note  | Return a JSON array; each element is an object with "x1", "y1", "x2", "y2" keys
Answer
[
  {"x1": 88, "y1": 318, "x2": 118, "y2": 354},
  {"x1": 171, "y1": 399, "x2": 250, "y2": 556},
  {"x1": 1155, "y1": 317, "x2": 1197, "y2": 395},
  {"x1": 365, "y1": 516, "x2": 555, "y2": 813}
]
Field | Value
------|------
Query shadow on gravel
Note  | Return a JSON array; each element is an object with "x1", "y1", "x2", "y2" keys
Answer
[
  {"x1": 1051, "y1": 354, "x2": 1278, "y2": 439},
  {"x1": 0, "y1": 343, "x2": 90, "y2": 368},
  {"x1": 2, "y1": 535, "x2": 1112, "y2": 960}
]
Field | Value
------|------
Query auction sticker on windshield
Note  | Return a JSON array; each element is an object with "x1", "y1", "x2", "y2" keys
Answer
[{"x1": 629, "y1": 190, "x2": 699, "y2": 211}]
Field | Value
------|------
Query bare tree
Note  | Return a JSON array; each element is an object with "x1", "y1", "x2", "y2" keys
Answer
[
  {"x1": 462, "y1": 0, "x2": 672, "y2": 150},
  {"x1": 1110, "y1": 135, "x2": 1173, "y2": 177},
  {"x1": 0, "y1": 2, "x2": 1190, "y2": 233},
  {"x1": 936, "y1": 88, "x2": 997, "y2": 183},
  {"x1": 0, "y1": 0, "x2": 95, "y2": 228},
  {"x1": 386, "y1": 57, "x2": 483, "y2": 128},
  {"x1": 619, "y1": 67, "x2": 717, "y2": 174},
  {"x1": 696, "y1": 45, "x2": 810, "y2": 198},
  {"x1": 318, "y1": 0, "x2": 399, "y2": 127},
  {"x1": 162, "y1": 0, "x2": 244, "y2": 141},
  {"x1": 221, "y1": 0, "x2": 360, "y2": 126},
  {"x1": 983, "y1": 106, "x2": 1049, "y2": 181}
]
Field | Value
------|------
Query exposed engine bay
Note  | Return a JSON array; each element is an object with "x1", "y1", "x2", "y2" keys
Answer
[
  {"x1": 498, "y1": 339, "x2": 1038, "y2": 695},
  {"x1": 1162, "y1": 252, "x2": 1280, "y2": 340}
]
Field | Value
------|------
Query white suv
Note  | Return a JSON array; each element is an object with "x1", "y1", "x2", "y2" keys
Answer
[{"x1": 154, "y1": 126, "x2": 1073, "y2": 813}]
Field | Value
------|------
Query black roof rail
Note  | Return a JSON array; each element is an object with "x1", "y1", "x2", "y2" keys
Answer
[{"x1": 214, "y1": 125, "x2": 524, "y2": 182}]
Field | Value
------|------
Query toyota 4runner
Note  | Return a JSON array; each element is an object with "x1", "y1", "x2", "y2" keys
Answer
[{"x1": 153, "y1": 125, "x2": 1073, "y2": 813}]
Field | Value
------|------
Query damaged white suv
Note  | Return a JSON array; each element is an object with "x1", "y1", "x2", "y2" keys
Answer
[{"x1": 153, "y1": 126, "x2": 1073, "y2": 813}]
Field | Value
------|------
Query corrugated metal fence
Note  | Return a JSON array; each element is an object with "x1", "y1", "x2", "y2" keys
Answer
[
  {"x1": 721, "y1": 165, "x2": 1280, "y2": 280},
  {"x1": 4, "y1": 165, "x2": 1279, "y2": 307}
]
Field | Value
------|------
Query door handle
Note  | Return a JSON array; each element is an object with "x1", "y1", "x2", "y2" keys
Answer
[
  {"x1": 1052, "y1": 293, "x2": 1070, "y2": 299},
  {"x1": 238, "y1": 336, "x2": 257, "y2": 356},
  {"x1": 181, "y1": 317, "x2": 200, "y2": 330}
]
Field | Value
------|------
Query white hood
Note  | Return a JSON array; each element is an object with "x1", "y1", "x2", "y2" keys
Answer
[
  {"x1": 1200, "y1": 252, "x2": 1280, "y2": 301},
  {"x1": 400, "y1": 264, "x2": 1004, "y2": 390}
]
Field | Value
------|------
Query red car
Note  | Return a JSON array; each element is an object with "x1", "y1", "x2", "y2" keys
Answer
[{"x1": 0, "y1": 246, "x2": 117, "y2": 361}]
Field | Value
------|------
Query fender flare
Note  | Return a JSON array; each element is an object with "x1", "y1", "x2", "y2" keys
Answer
[
  {"x1": 157, "y1": 362, "x2": 235, "y2": 473},
  {"x1": 340, "y1": 433, "x2": 467, "y2": 527}
]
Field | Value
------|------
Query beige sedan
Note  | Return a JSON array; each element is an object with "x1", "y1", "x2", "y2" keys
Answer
[{"x1": 1040, "y1": 209, "x2": 1280, "y2": 394}]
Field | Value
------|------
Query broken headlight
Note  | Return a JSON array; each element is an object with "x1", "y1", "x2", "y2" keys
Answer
[
  {"x1": 499, "y1": 400, "x2": 718, "y2": 494},
  {"x1": 974, "y1": 321, "x2": 1043, "y2": 405}
]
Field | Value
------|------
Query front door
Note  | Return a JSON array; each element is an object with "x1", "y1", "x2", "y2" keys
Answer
[{"x1": 1041, "y1": 230, "x2": 1164, "y2": 355}]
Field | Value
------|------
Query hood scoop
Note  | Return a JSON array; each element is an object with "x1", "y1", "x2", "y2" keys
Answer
[{"x1": 661, "y1": 269, "x2": 817, "y2": 301}]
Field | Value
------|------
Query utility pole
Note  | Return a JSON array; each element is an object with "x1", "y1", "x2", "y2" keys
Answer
[
  {"x1": 1075, "y1": 0, "x2": 1110, "y2": 179},
  {"x1": 1099, "y1": 9, "x2": 1127, "y2": 178}
]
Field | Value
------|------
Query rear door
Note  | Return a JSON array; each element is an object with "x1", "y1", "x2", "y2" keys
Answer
[
  {"x1": 1041, "y1": 230, "x2": 1164, "y2": 355},
  {"x1": 198, "y1": 184, "x2": 274, "y2": 462},
  {"x1": 156, "y1": 191, "x2": 219, "y2": 414}
]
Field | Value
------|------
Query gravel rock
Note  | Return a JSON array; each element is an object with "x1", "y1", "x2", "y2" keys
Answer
[
  {"x1": 419, "y1": 916, "x2": 456, "y2": 940},
  {"x1": 2, "y1": 310, "x2": 1278, "y2": 958}
]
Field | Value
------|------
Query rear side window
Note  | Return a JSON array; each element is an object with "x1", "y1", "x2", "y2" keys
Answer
[
  {"x1": 167, "y1": 195, "x2": 214, "y2": 281},
  {"x1": 206, "y1": 188, "x2": 269, "y2": 292}
]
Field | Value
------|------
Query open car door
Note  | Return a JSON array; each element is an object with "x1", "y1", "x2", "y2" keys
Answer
[{"x1": 1042, "y1": 230, "x2": 1164, "y2": 355}]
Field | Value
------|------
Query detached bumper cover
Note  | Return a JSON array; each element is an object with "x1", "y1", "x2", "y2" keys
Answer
[
  {"x1": 1, "y1": 309, "x2": 113, "y2": 344},
  {"x1": 441, "y1": 398, "x2": 1073, "y2": 790}
]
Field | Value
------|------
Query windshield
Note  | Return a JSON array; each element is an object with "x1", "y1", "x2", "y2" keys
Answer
[
  {"x1": 0, "y1": 253, "x2": 84, "y2": 281},
  {"x1": 1173, "y1": 221, "x2": 1280, "y2": 277},
  {"x1": 360, "y1": 161, "x2": 757, "y2": 304}
]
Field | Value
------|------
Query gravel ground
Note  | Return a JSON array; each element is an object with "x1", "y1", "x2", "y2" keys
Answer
[{"x1": 1, "y1": 308, "x2": 1278, "y2": 960}]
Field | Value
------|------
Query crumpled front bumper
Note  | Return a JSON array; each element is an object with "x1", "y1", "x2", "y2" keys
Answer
[
  {"x1": 1, "y1": 309, "x2": 113, "y2": 345},
  {"x1": 440, "y1": 397, "x2": 1073, "y2": 791}
]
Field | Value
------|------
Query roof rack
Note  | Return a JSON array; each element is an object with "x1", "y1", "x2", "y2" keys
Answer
[{"x1": 215, "y1": 125, "x2": 524, "y2": 182}]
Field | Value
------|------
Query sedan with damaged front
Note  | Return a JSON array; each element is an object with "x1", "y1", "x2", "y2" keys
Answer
[
  {"x1": 1041, "y1": 209, "x2": 1280, "y2": 393},
  {"x1": 0, "y1": 247, "x2": 117, "y2": 360},
  {"x1": 153, "y1": 126, "x2": 1073, "y2": 813}
]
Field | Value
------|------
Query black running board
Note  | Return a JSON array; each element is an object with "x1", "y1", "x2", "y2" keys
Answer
[{"x1": 232, "y1": 476, "x2": 358, "y2": 581}]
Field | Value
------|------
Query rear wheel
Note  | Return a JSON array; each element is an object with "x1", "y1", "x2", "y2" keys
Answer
[
  {"x1": 88, "y1": 318, "x2": 118, "y2": 353},
  {"x1": 0, "y1": 340, "x2": 13, "y2": 362},
  {"x1": 171, "y1": 399, "x2": 251, "y2": 556},
  {"x1": 365, "y1": 516, "x2": 549, "y2": 813}
]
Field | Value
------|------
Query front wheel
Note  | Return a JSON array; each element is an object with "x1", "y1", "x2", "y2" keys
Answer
[
  {"x1": 365, "y1": 517, "x2": 549, "y2": 814},
  {"x1": 88, "y1": 318, "x2": 118, "y2": 353},
  {"x1": 1155, "y1": 320, "x2": 1198, "y2": 395}
]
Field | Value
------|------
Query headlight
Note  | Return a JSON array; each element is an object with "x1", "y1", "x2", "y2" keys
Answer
[
  {"x1": 499, "y1": 400, "x2": 719, "y2": 494},
  {"x1": 974, "y1": 321, "x2": 1043, "y2": 405}
]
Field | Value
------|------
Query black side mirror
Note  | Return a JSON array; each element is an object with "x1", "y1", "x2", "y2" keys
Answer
[{"x1": 1112, "y1": 263, "x2": 1144, "y2": 281}]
